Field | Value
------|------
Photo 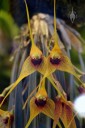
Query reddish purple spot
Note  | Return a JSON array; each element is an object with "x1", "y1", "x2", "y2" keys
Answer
[
  {"x1": 3, "y1": 117, "x2": 9, "y2": 124},
  {"x1": 31, "y1": 58, "x2": 42, "y2": 66},
  {"x1": 35, "y1": 99, "x2": 46, "y2": 107},
  {"x1": 50, "y1": 58, "x2": 61, "y2": 65}
]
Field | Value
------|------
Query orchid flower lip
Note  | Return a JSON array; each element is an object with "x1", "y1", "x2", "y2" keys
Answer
[
  {"x1": 30, "y1": 54, "x2": 43, "y2": 66},
  {"x1": 3, "y1": 117, "x2": 9, "y2": 124},
  {"x1": 31, "y1": 58, "x2": 42, "y2": 66},
  {"x1": 35, "y1": 96, "x2": 47, "y2": 107},
  {"x1": 49, "y1": 52, "x2": 62, "y2": 65},
  {"x1": 50, "y1": 57, "x2": 61, "y2": 65}
]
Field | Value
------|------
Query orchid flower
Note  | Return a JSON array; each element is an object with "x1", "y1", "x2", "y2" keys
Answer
[
  {"x1": 0, "y1": 0, "x2": 48, "y2": 107},
  {"x1": 44, "y1": 0, "x2": 85, "y2": 88},
  {"x1": 25, "y1": 79, "x2": 55, "y2": 128},
  {"x1": 53, "y1": 96, "x2": 76, "y2": 128},
  {"x1": 23, "y1": 75, "x2": 66, "y2": 110},
  {"x1": 0, "y1": 109, "x2": 14, "y2": 128}
]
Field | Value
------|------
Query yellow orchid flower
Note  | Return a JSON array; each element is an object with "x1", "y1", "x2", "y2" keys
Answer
[
  {"x1": 53, "y1": 96, "x2": 76, "y2": 128},
  {"x1": 0, "y1": 43, "x2": 48, "y2": 107},
  {"x1": 0, "y1": 109, "x2": 14, "y2": 128},
  {"x1": 0, "y1": 0, "x2": 47, "y2": 107},
  {"x1": 47, "y1": 45, "x2": 76, "y2": 75},
  {"x1": 44, "y1": 0, "x2": 85, "y2": 87},
  {"x1": 25, "y1": 79, "x2": 55, "y2": 128},
  {"x1": 22, "y1": 75, "x2": 67, "y2": 110}
]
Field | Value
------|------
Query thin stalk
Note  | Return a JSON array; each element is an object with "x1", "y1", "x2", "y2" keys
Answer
[
  {"x1": 54, "y1": 0, "x2": 58, "y2": 45},
  {"x1": 24, "y1": 0, "x2": 34, "y2": 45}
]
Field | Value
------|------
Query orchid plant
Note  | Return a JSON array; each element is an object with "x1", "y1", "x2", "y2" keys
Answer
[{"x1": 0, "y1": 0, "x2": 85, "y2": 128}]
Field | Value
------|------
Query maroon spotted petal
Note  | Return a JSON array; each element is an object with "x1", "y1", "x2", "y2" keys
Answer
[
  {"x1": 31, "y1": 58, "x2": 42, "y2": 66},
  {"x1": 35, "y1": 99, "x2": 46, "y2": 107},
  {"x1": 50, "y1": 58, "x2": 61, "y2": 65},
  {"x1": 3, "y1": 117, "x2": 9, "y2": 124}
]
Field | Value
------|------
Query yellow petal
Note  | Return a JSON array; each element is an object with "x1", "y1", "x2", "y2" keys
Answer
[
  {"x1": 49, "y1": 45, "x2": 75, "y2": 75},
  {"x1": 47, "y1": 45, "x2": 85, "y2": 87},
  {"x1": 38, "y1": 56, "x2": 47, "y2": 75},
  {"x1": 42, "y1": 98, "x2": 55, "y2": 119},
  {"x1": 35, "y1": 87, "x2": 47, "y2": 99},
  {"x1": 0, "y1": 109, "x2": 5, "y2": 114},
  {"x1": 23, "y1": 78, "x2": 47, "y2": 110},
  {"x1": 25, "y1": 97, "x2": 41, "y2": 128},
  {"x1": 0, "y1": 56, "x2": 36, "y2": 107},
  {"x1": 30, "y1": 47, "x2": 47, "y2": 74},
  {"x1": 25, "y1": 96, "x2": 55, "y2": 128},
  {"x1": 30, "y1": 44, "x2": 47, "y2": 75},
  {"x1": 30, "y1": 43, "x2": 42, "y2": 57},
  {"x1": 43, "y1": 58, "x2": 56, "y2": 77},
  {"x1": 43, "y1": 45, "x2": 63, "y2": 77}
]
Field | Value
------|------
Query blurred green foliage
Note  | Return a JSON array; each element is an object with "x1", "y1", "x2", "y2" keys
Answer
[
  {"x1": 0, "y1": 0, "x2": 19, "y2": 38},
  {"x1": 78, "y1": 25, "x2": 85, "y2": 40},
  {"x1": 0, "y1": 0, "x2": 19, "y2": 90},
  {"x1": 0, "y1": 11, "x2": 19, "y2": 38}
]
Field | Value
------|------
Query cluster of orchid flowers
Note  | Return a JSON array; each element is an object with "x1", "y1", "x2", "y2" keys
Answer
[{"x1": 0, "y1": 0, "x2": 85, "y2": 128}]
